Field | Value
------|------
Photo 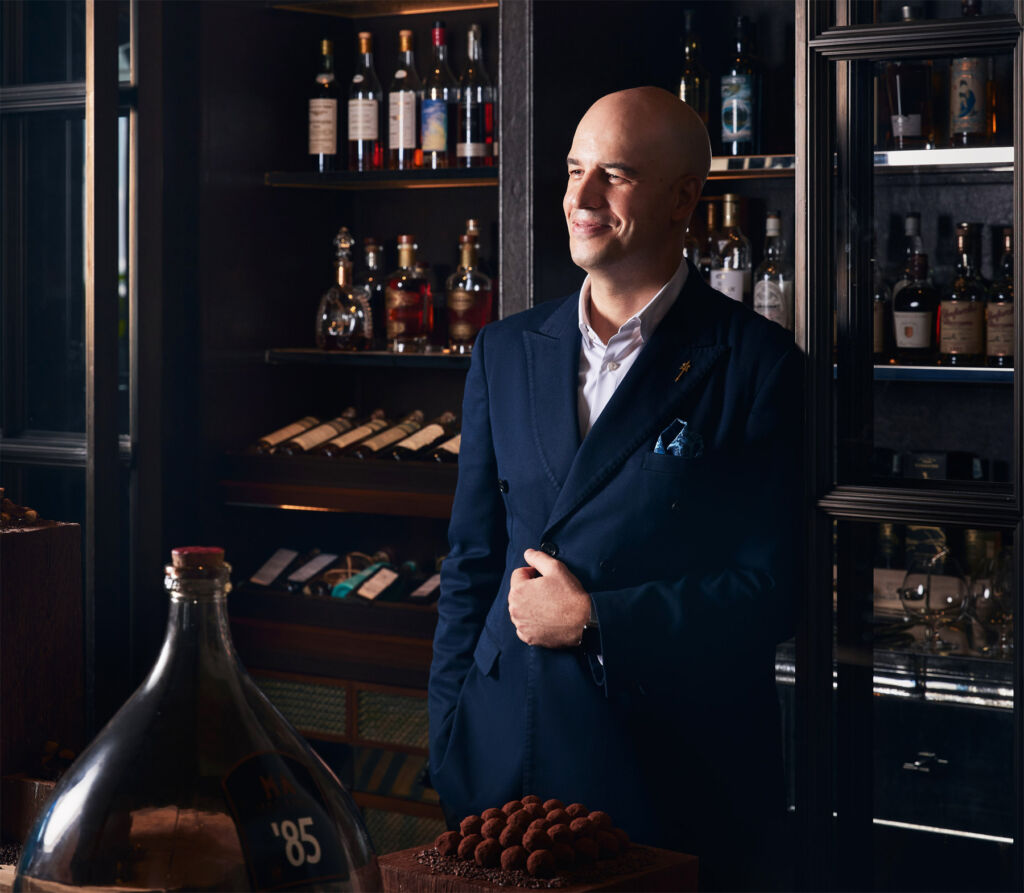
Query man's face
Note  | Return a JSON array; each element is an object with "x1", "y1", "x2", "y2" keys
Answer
[{"x1": 563, "y1": 102, "x2": 683, "y2": 278}]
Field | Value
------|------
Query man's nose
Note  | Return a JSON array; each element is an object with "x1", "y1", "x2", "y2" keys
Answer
[{"x1": 570, "y1": 169, "x2": 604, "y2": 209}]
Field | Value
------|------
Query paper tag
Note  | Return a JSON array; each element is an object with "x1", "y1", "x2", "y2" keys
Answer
[
  {"x1": 357, "y1": 567, "x2": 399, "y2": 600},
  {"x1": 250, "y1": 549, "x2": 298, "y2": 587},
  {"x1": 287, "y1": 553, "x2": 338, "y2": 584},
  {"x1": 410, "y1": 573, "x2": 441, "y2": 599}
]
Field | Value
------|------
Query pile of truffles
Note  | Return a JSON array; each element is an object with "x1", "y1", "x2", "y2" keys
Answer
[{"x1": 433, "y1": 796, "x2": 630, "y2": 879}]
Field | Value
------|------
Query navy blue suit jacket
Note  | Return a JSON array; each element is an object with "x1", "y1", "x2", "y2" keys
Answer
[{"x1": 428, "y1": 265, "x2": 803, "y2": 874}]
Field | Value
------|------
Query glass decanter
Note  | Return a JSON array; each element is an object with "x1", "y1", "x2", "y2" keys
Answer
[{"x1": 316, "y1": 226, "x2": 372, "y2": 351}]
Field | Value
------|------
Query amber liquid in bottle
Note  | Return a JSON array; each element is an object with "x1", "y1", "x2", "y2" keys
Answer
[
  {"x1": 348, "y1": 31, "x2": 383, "y2": 171},
  {"x1": 387, "y1": 29, "x2": 421, "y2": 170},
  {"x1": 446, "y1": 235, "x2": 493, "y2": 353},
  {"x1": 939, "y1": 223, "x2": 986, "y2": 366},
  {"x1": 987, "y1": 227, "x2": 1014, "y2": 368},
  {"x1": 385, "y1": 236, "x2": 432, "y2": 352},
  {"x1": 893, "y1": 253, "x2": 938, "y2": 365}
]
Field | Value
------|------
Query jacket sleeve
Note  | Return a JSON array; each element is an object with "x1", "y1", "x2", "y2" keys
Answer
[
  {"x1": 428, "y1": 325, "x2": 509, "y2": 767},
  {"x1": 589, "y1": 345, "x2": 805, "y2": 696}
]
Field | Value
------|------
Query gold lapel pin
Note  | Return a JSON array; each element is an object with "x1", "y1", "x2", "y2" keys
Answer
[{"x1": 674, "y1": 360, "x2": 692, "y2": 382}]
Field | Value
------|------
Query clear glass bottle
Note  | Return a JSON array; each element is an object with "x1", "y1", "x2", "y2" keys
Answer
[
  {"x1": 316, "y1": 227, "x2": 372, "y2": 351},
  {"x1": 354, "y1": 238, "x2": 387, "y2": 350},
  {"x1": 457, "y1": 24, "x2": 495, "y2": 167},
  {"x1": 883, "y1": 7, "x2": 933, "y2": 150},
  {"x1": 709, "y1": 194, "x2": 751, "y2": 303},
  {"x1": 720, "y1": 15, "x2": 760, "y2": 156},
  {"x1": 309, "y1": 39, "x2": 339, "y2": 173},
  {"x1": 347, "y1": 31, "x2": 383, "y2": 171},
  {"x1": 678, "y1": 8, "x2": 710, "y2": 124},
  {"x1": 445, "y1": 234, "x2": 493, "y2": 353},
  {"x1": 893, "y1": 251, "x2": 939, "y2": 365},
  {"x1": 949, "y1": 0, "x2": 991, "y2": 147},
  {"x1": 939, "y1": 222, "x2": 986, "y2": 366},
  {"x1": 986, "y1": 227, "x2": 1014, "y2": 368},
  {"x1": 385, "y1": 235, "x2": 432, "y2": 352},
  {"x1": 752, "y1": 210, "x2": 794, "y2": 330},
  {"x1": 891, "y1": 211, "x2": 924, "y2": 304},
  {"x1": 15, "y1": 547, "x2": 380, "y2": 892},
  {"x1": 421, "y1": 20, "x2": 458, "y2": 170},
  {"x1": 387, "y1": 29, "x2": 421, "y2": 170}
]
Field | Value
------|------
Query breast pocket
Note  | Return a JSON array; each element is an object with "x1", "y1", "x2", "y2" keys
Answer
[{"x1": 638, "y1": 452, "x2": 741, "y2": 544}]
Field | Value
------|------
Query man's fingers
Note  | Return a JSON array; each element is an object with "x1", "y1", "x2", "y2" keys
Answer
[
  {"x1": 510, "y1": 565, "x2": 539, "y2": 586},
  {"x1": 523, "y1": 548, "x2": 563, "y2": 577}
]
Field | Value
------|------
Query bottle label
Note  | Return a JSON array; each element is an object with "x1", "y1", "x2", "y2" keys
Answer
[
  {"x1": 939, "y1": 300, "x2": 983, "y2": 354},
  {"x1": 361, "y1": 419, "x2": 422, "y2": 452},
  {"x1": 893, "y1": 310, "x2": 932, "y2": 348},
  {"x1": 308, "y1": 98, "x2": 338, "y2": 155},
  {"x1": 457, "y1": 142, "x2": 490, "y2": 157},
  {"x1": 721, "y1": 75, "x2": 753, "y2": 143},
  {"x1": 250, "y1": 549, "x2": 299, "y2": 587},
  {"x1": 291, "y1": 419, "x2": 352, "y2": 451},
  {"x1": 325, "y1": 418, "x2": 388, "y2": 451},
  {"x1": 388, "y1": 91, "x2": 417, "y2": 149},
  {"x1": 891, "y1": 113, "x2": 923, "y2": 138},
  {"x1": 437, "y1": 434, "x2": 460, "y2": 455},
  {"x1": 986, "y1": 303, "x2": 1014, "y2": 357},
  {"x1": 410, "y1": 572, "x2": 442, "y2": 599},
  {"x1": 348, "y1": 98, "x2": 378, "y2": 141},
  {"x1": 447, "y1": 288, "x2": 476, "y2": 312},
  {"x1": 950, "y1": 57, "x2": 985, "y2": 136},
  {"x1": 287, "y1": 553, "x2": 339, "y2": 584},
  {"x1": 315, "y1": 73, "x2": 335, "y2": 85},
  {"x1": 421, "y1": 98, "x2": 448, "y2": 152},
  {"x1": 222, "y1": 751, "x2": 350, "y2": 889},
  {"x1": 872, "y1": 301, "x2": 886, "y2": 353},
  {"x1": 261, "y1": 417, "x2": 318, "y2": 447},
  {"x1": 711, "y1": 268, "x2": 746, "y2": 302},
  {"x1": 396, "y1": 423, "x2": 445, "y2": 452},
  {"x1": 753, "y1": 280, "x2": 793, "y2": 329},
  {"x1": 358, "y1": 567, "x2": 399, "y2": 600},
  {"x1": 450, "y1": 321, "x2": 477, "y2": 342}
]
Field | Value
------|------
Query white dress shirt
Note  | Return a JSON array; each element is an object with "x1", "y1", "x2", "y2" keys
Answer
[{"x1": 576, "y1": 258, "x2": 689, "y2": 438}]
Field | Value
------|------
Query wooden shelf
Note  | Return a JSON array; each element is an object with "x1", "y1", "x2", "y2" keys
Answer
[
  {"x1": 265, "y1": 168, "x2": 497, "y2": 190},
  {"x1": 708, "y1": 154, "x2": 796, "y2": 180},
  {"x1": 831, "y1": 365, "x2": 1015, "y2": 383},
  {"x1": 266, "y1": 348, "x2": 472, "y2": 369},
  {"x1": 270, "y1": 0, "x2": 497, "y2": 18}
]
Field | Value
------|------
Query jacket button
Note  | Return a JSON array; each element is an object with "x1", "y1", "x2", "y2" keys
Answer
[
  {"x1": 540, "y1": 541, "x2": 559, "y2": 558},
  {"x1": 670, "y1": 501, "x2": 680, "y2": 511},
  {"x1": 599, "y1": 559, "x2": 614, "y2": 573},
  {"x1": 498, "y1": 479, "x2": 509, "y2": 493}
]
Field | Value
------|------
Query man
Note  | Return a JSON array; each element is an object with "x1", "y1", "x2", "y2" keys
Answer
[{"x1": 428, "y1": 87, "x2": 802, "y2": 890}]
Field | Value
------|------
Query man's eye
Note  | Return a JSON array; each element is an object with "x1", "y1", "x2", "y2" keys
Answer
[{"x1": 568, "y1": 169, "x2": 582, "y2": 177}]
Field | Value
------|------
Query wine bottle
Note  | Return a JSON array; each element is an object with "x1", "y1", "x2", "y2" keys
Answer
[
  {"x1": 344, "y1": 410, "x2": 425, "y2": 459},
  {"x1": 949, "y1": 0, "x2": 991, "y2": 147},
  {"x1": 390, "y1": 411, "x2": 458, "y2": 460},
  {"x1": 752, "y1": 210, "x2": 794, "y2": 330},
  {"x1": 249, "y1": 547, "x2": 301, "y2": 587},
  {"x1": 699, "y1": 200, "x2": 718, "y2": 282},
  {"x1": 678, "y1": 8, "x2": 710, "y2": 124},
  {"x1": 275, "y1": 407, "x2": 359, "y2": 456},
  {"x1": 315, "y1": 226, "x2": 372, "y2": 350},
  {"x1": 709, "y1": 194, "x2": 751, "y2": 303},
  {"x1": 446, "y1": 234, "x2": 493, "y2": 353},
  {"x1": 457, "y1": 24, "x2": 495, "y2": 167},
  {"x1": 720, "y1": 16, "x2": 760, "y2": 156},
  {"x1": 939, "y1": 222, "x2": 986, "y2": 366},
  {"x1": 315, "y1": 409, "x2": 389, "y2": 457},
  {"x1": 309, "y1": 39, "x2": 339, "y2": 173},
  {"x1": 348, "y1": 31, "x2": 383, "y2": 171},
  {"x1": 354, "y1": 560, "x2": 417, "y2": 602},
  {"x1": 388, "y1": 29, "x2": 421, "y2": 170},
  {"x1": 893, "y1": 252, "x2": 938, "y2": 365},
  {"x1": 872, "y1": 252, "x2": 894, "y2": 365},
  {"x1": 431, "y1": 433, "x2": 460, "y2": 463},
  {"x1": 285, "y1": 551, "x2": 339, "y2": 593},
  {"x1": 986, "y1": 227, "x2": 1013, "y2": 368},
  {"x1": 891, "y1": 211, "x2": 924, "y2": 304},
  {"x1": 385, "y1": 235, "x2": 433, "y2": 352},
  {"x1": 883, "y1": 7, "x2": 933, "y2": 150},
  {"x1": 15, "y1": 547, "x2": 380, "y2": 892},
  {"x1": 249, "y1": 416, "x2": 320, "y2": 454},
  {"x1": 421, "y1": 20, "x2": 458, "y2": 170}
]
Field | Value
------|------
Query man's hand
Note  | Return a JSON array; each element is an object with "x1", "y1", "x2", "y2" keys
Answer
[{"x1": 508, "y1": 548, "x2": 591, "y2": 648}]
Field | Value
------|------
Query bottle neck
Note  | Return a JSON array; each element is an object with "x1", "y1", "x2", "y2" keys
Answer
[
  {"x1": 999, "y1": 235, "x2": 1013, "y2": 276},
  {"x1": 433, "y1": 43, "x2": 449, "y2": 66},
  {"x1": 397, "y1": 50, "x2": 415, "y2": 71},
  {"x1": 365, "y1": 246, "x2": 381, "y2": 271},
  {"x1": 955, "y1": 233, "x2": 978, "y2": 278},
  {"x1": 910, "y1": 253, "x2": 930, "y2": 283},
  {"x1": 723, "y1": 203, "x2": 739, "y2": 228},
  {"x1": 764, "y1": 234, "x2": 784, "y2": 258},
  {"x1": 467, "y1": 33, "x2": 482, "y2": 62},
  {"x1": 398, "y1": 244, "x2": 416, "y2": 269},
  {"x1": 358, "y1": 51, "x2": 374, "y2": 70},
  {"x1": 459, "y1": 243, "x2": 477, "y2": 270},
  {"x1": 336, "y1": 259, "x2": 352, "y2": 287},
  {"x1": 320, "y1": 53, "x2": 334, "y2": 75}
]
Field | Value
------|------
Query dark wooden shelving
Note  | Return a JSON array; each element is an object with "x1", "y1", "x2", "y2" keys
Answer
[
  {"x1": 265, "y1": 168, "x2": 498, "y2": 190},
  {"x1": 265, "y1": 348, "x2": 472, "y2": 369},
  {"x1": 708, "y1": 154, "x2": 796, "y2": 179},
  {"x1": 832, "y1": 365, "x2": 1015, "y2": 383},
  {"x1": 269, "y1": 0, "x2": 497, "y2": 19}
]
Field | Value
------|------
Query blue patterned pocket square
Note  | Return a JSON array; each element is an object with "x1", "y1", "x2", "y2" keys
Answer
[{"x1": 654, "y1": 419, "x2": 704, "y2": 458}]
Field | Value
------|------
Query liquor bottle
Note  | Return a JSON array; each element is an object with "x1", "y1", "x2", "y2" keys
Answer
[
  {"x1": 446, "y1": 234, "x2": 493, "y2": 353},
  {"x1": 752, "y1": 210, "x2": 794, "y2": 330},
  {"x1": 457, "y1": 24, "x2": 495, "y2": 167},
  {"x1": 678, "y1": 9, "x2": 710, "y2": 125},
  {"x1": 939, "y1": 222, "x2": 986, "y2": 366},
  {"x1": 892, "y1": 251, "x2": 938, "y2": 365},
  {"x1": 891, "y1": 211, "x2": 924, "y2": 304},
  {"x1": 431, "y1": 433, "x2": 460, "y2": 463},
  {"x1": 285, "y1": 551, "x2": 339, "y2": 593},
  {"x1": 720, "y1": 16, "x2": 760, "y2": 156},
  {"x1": 275, "y1": 407, "x2": 359, "y2": 456},
  {"x1": 421, "y1": 21, "x2": 458, "y2": 170},
  {"x1": 699, "y1": 200, "x2": 718, "y2": 282},
  {"x1": 710, "y1": 194, "x2": 751, "y2": 303},
  {"x1": 683, "y1": 225, "x2": 701, "y2": 268},
  {"x1": 883, "y1": 7, "x2": 933, "y2": 150},
  {"x1": 354, "y1": 237, "x2": 388, "y2": 350},
  {"x1": 344, "y1": 410, "x2": 425, "y2": 460},
  {"x1": 249, "y1": 416, "x2": 320, "y2": 454},
  {"x1": 348, "y1": 31, "x2": 383, "y2": 171},
  {"x1": 316, "y1": 226, "x2": 372, "y2": 351},
  {"x1": 390, "y1": 411, "x2": 458, "y2": 460},
  {"x1": 949, "y1": 0, "x2": 991, "y2": 147},
  {"x1": 872, "y1": 254, "x2": 894, "y2": 364},
  {"x1": 875, "y1": 522, "x2": 905, "y2": 570},
  {"x1": 309, "y1": 39, "x2": 339, "y2": 173},
  {"x1": 388, "y1": 29, "x2": 421, "y2": 169},
  {"x1": 987, "y1": 227, "x2": 1014, "y2": 367},
  {"x1": 408, "y1": 562, "x2": 443, "y2": 603},
  {"x1": 15, "y1": 547, "x2": 380, "y2": 892},
  {"x1": 250, "y1": 547, "x2": 306, "y2": 587},
  {"x1": 315, "y1": 409, "x2": 389, "y2": 457},
  {"x1": 385, "y1": 235, "x2": 433, "y2": 352}
]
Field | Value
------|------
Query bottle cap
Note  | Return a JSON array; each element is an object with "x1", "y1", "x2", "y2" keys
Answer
[
  {"x1": 171, "y1": 547, "x2": 225, "y2": 569},
  {"x1": 397, "y1": 234, "x2": 415, "y2": 244},
  {"x1": 765, "y1": 212, "x2": 782, "y2": 236},
  {"x1": 904, "y1": 212, "x2": 920, "y2": 235},
  {"x1": 432, "y1": 21, "x2": 446, "y2": 45},
  {"x1": 321, "y1": 39, "x2": 333, "y2": 55},
  {"x1": 357, "y1": 32, "x2": 372, "y2": 52}
]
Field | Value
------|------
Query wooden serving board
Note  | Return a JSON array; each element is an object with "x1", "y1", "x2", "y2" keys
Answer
[{"x1": 379, "y1": 844, "x2": 698, "y2": 892}]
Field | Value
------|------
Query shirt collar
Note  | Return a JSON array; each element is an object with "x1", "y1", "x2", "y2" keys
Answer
[{"x1": 577, "y1": 256, "x2": 689, "y2": 348}]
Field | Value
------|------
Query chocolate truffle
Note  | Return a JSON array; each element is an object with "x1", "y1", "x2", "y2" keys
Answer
[
  {"x1": 612, "y1": 826, "x2": 631, "y2": 847},
  {"x1": 481, "y1": 817, "x2": 506, "y2": 839},
  {"x1": 527, "y1": 849, "x2": 557, "y2": 878},
  {"x1": 474, "y1": 838, "x2": 502, "y2": 868},
  {"x1": 501, "y1": 845, "x2": 527, "y2": 871},
  {"x1": 524, "y1": 801, "x2": 547, "y2": 819},
  {"x1": 459, "y1": 815, "x2": 483, "y2": 837},
  {"x1": 522, "y1": 828, "x2": 552, "y2": 853},
  {"x1": 521, "y1": 794, "x2": 542, "y2": 805},
  {"x1": 507, "y1": 809, "x2": 532, "y2": 831},
  {"x1": 552, "y1": 842, "x2": 576, "y2": 868},
  {"x1": 596, "y1": 830, "x2": 620, "y2": 858},
  {"x1": 574, "y1": 837, "x2": 599, "y2": 864},
  {"x1": 547, "y1": 823, "x2": 573, "y2": 845},
  {"x1": 481, "y1": 807, "x2": 504, "y2": 822},
  {"x1": 565, "y1": 803, "x2": 589, "y2": 819},
  {"x1": 527, "y1": 818, "x2": 550, "y2": 834},
  {"x1": 458, "y1": 833, "x2": 483, "y2": 860},
  {"x1": 501, "y1": 799, "x2": 524, "y2": 816},
  {"x1": 546, "y1": 808, "x2": 569, "y2": 825},
  {"x1": 541, "y1": 798, "x2": 564, "y2": 812},
  {"x1": 434, "y1": 830, "x2": 461, "y2": 858},
  {"x1": 588, "y1": 810, "x2": 613, "y2": 831},
  {"x1": 569, "y1": 816, "x2": 594, "y2": 838},
  {"x1": 499, "y1": 824, "x2": 524, "y2": 848}
]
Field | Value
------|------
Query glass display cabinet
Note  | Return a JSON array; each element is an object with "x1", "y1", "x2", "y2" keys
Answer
[{"x1": 797, "y1": 0, "x2": 1022, "y2": 889}]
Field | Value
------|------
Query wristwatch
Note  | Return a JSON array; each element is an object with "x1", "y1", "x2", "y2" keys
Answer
[{"x1": 579, "y1": 599, "x2": 601, "y2": 654}]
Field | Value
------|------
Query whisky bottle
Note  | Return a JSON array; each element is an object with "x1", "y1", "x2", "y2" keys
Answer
[
  {"x1": 986, "y1": 227, "x2": 1014, "y2": 367},
  {"x1": 385, "y1": 235, "x2": 433, "y2": 352},
  {"x1": 891, "y1": 211, "x2": 924, "y2": 305},
  {"x1": 457, "y1": 24, "x2": 495, "y2": 167},
  {"x1": 872, "y1": 253, "x2": 894, "y2": 364},
  {"x1": 446, "y1": 234, "x2": 493, "y2": 353},
  {"x1": 315, "y1": 409, "x2": 389, "y2": 457},
  {"x1": 678, "y1": 8, "x2": 710, "y2": 125},
  {"x1": 431, "y1": 433, "x2": 460, "y2": 463},
  {"x1": 949, "y1": 0, "x2": 991, "y2": 147},
  {"x1": 390, "y1": 411, "x2": 458, "y2": 460},
  {"x1": 883, "y1": 7, "x2": 933, "y2": 150},
  {"x1": 699, "y1": 200, "x2": 718, "y2": 282},
  {"x1": 344, "y1": 410, "x2": 425, "y2": 459},
  {"x1": 893, "y1": 252, "x2": 938, "y2": 365},
  {"x1": 720, "y1": 16, "x2": 760, "y2": 156},
  {"x1": 710, "y1": 194, "x2": 751, "y2": 303},
  {"x1": 275, "y1": 407, "x2": 359, "y2": 456},
  {"x1": 939, "y1": 222, "x2": 986, "y2": 366},
  {"x1": 249, "y1": 416, "x2": 320, "y2": 454},
  {"x1": 348, "y1": 31, "x2": 383, "y2": 171},
  {"x1": 388, "y1": 29, "x2": 421, "y2": 170},
  {"x1": 355, "y1": 237, "x2": 387, "y2": 349},
  {"x1": 315, "y1": 226, "x2": 372, "y2": 350},
  {"x1": 421, "y1": 21, "x2": 458, "y2": 170},
  {"x1": 752, "y1": 210, "x2": 794, "y2": 330},
  {"x1": 683, "y1": 225, "x2": 700, "y2": 267},
  {"x1": 309, "y1": 39, "x2": 339, "y2": 173},
  {"x1": 15, "y1": 548, "x2": 380, "y2": 892}
]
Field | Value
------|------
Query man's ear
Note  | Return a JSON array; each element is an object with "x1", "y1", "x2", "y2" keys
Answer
[{"x1": 672, "y1": 175, "x2": 704, "y2": 223}]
